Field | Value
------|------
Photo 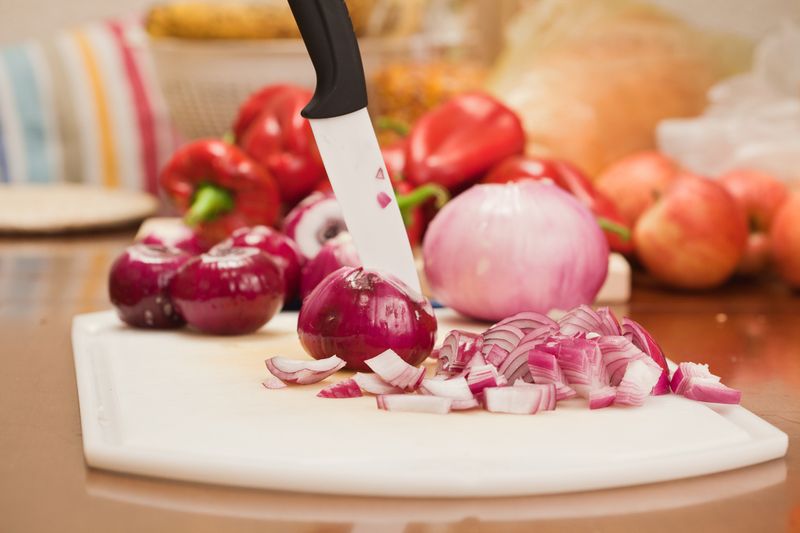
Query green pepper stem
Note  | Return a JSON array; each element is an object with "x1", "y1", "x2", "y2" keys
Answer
[
  {"x1": 396, "y1": 184, "x2": 450, "y2": 226},
  {"x1": 221, "y1": 131, "x2": 236, "y2": 144},
  {"x1": 184, "y1": 183, "x2": 234, "y2": 226},
  {"x1": 376, "y1": 116, "x2": 411, "y2": 137},
  {"x1": 596, "y1": 216, "x2": 631, "y2": 242}
]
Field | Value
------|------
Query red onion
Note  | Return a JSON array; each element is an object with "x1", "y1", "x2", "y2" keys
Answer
[
  {"x1": 597, "y1": 336, "x2": 649, "y2": 386},
  {"x1": 558, "y1": 304, "x2": 619, "y2": 337},
  {"x1": 376, "y1": 394, "x2": 452, "y2": 414},
  {"x1": 221, "y1": 226, "x2": 304, "y2": 301},
  {"x1": 170, "y1": 247, "x2": 284, "y2": 335},
  {"x1": 484, "y1": 385, "x2": 555, "y2": 415},
  {"x1": 353, "y1": 372, "x2": 403, "y2": 395},
  {"x1": 419, "y1": 377, "x2": 473, "y2": 400},
  {"x1": 265, "y1": 355, "x2": 345, "y2": 385},
  {"x1": 139, "y1": 222, "x2": 210, "y2": 255},
  {"x1": 283, "y1": 192, "x2": 346, "y2": 258},
  {"x1": 670, "y1": 362, "x2": 720, "y2": 394},
  {"x1": 466, "y1": 364, "x2": 506, "y2": 395},
  {"x1": 423, "y1": 181, "x2": 609, "y2": 321},
  {"x1": 262, "y1": 376, "x2": 288, "y2": 389},
  {"x1": 434, "y1": 330, "x2": 483, "y2": 375},
  {"x1": 589, "y1": 386, "x2": 617, "y2": 410},
  {"x1": 528, "y1": 350, "x2": 576, "y2": 400},
  {"x1": 317, "y1": 379, "x2": 363, "y2": 398},
  {"x1": 622, "y1": 317, "x2": 670, "y2": 395},
  {"x1": 297, "y1": 267, "x2": 437, "y2": 372},
  {"x1": 365, "y1": 350, "x2": 426, "y2": 391},
  {"x1": 299, "y1": 233, "x2": 360, "y2": 300},
  {"x1": 614, "y1": 359, "x2": 662, "y2": 407},
  {"x1": 108, "y1": 244, "x2": 192, "y2": 329},
  {"x1": 493, "y1": 311, "x2": 558, "y2": 334},
  {"x1": 682, "y1": 380, "x2": 742, "y2": 404}
]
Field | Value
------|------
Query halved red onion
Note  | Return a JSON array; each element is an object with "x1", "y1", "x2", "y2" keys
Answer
[
  {"x1": 670, "y1": 362, "x2": 720, "y2": 394},
  {"x1": 682, "y1": 379, "x2": 742, "y2": 404},
  {"x1": 352, "y1": 373, "x2": 403, "y2": 395},
  {"x1": 589, "y1": 386, "x2": 617, "y2": 410},
  {"x1": 365, "y1": 350, "x2": 426, "y2": 391},
  {"x1": 614, "y1": 359, "x2": 662, "y2": 407},
  {"x1": 419, "y1": 377, "x2": 474, "y2": 400},
  {"x1": 282, "y1": 192, "x2": 347, "y2": 259},
  {"x1": 262, "y1": 376, "x2": 287, "y2": 389},
  {"x1": 466, "y1": 364, "x2": 507, "y2": 395},
  {"x1": 597, "y1": 335, "x2": 648, "y2": 386},
  {"x1": 376, "y1": 394, "x2": 452, "y2": 414},
  {"x1": 484, "y1": 386, "x2": 549, "y2": 415},
  {"x1": 317, "y1": 378, "x2": 363, "y2": 398},
  {"x1": 492, "y1": 311, "x2": 558, "y2": 335},
  {"x1": 265, "y1": 355, "x2": 345, "y2": 385},
  {"x1": 558, "y1": 305, "x2": 619, "y2": 337},
  {"x1": 435, "y1": 330, "x2": 483, "y2": 375},
  {"x1": 622, "y1": 317, "x2": 670, "y2": 395},
  {"x1": 528, "y1": 349, "x2": 577, "y2": 400},
  {"x1": 481, "y1": 324, "x2": 525, "y2": 367}
]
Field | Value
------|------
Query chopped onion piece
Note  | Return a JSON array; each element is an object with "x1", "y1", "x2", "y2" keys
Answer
[
  {"x1": 528, "y1": 349, "x2": 577, "y2": 400},
  {"x1": 435, "y1": 330, "x2": 483, "y2": 375},
  {"x1": 419, "y1": 377, "x2": 474, "y2": 400},
  {"x1": 353, "y1": 372, "x2": 403, "y2": 395},
  {"x1": 615, "y1": 359, "x2": 662, "y2": 406},
  {"x1": 682, "y1": 379, "x2": 742, "y2": 404},
  {"x1": 558, "y1": 305, "x2": 606, "y2": 336},
  {"x1": 365, "y1": 350, "x2": 425, "y2": 391},
  {"x1": 317, "y1": 378, "x2": 363, "y2": 398},
  {"x1": 622, "y1": 317, "x2": 670, "y2": 395},
  {"x1": 589, "y1": 386, "x2": 617, "y2": 409},
  {"x1": 596, "y1": 306, "x2": 622, "y2": 336},
  {"x1": 492, "y1": 311, "x2": 558, "y2": 334},
  {"x1": 670, "y1": 362, "x2": 720, "y2": 394},
  {"x1": 597, "y1": 335, "x2": 649, "y2": 386},
  {"x1": 376, "y1": 394, "x2": 452, "y2": 414},
  {"x1": 481, "y1": 324, "x2": 525, "y2": 366},
  {"x1": 265, "y1": 355, "x2": 346, "y2": 385},
  {"x1": 262, "y1": 376, "x2": 287, "y2": 390},
  {"x1": 467, "y1": 364, "x2": 506, "y2": 395},
  {"x1": 513, "y1": 381, "x2": 558, "y2": 411},
  {"x1": 545, "y1": 336, "x2": 608, "y2": 396},
  {"x1": 484, "y1": 386, "x2": 548, "y2": 415},
  {"x1": 451, "y1": 398, "x2": 481, "y2": 411}
]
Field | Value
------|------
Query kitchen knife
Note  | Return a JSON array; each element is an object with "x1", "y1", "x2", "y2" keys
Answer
[{"x1": 287, "y1": 0, "x2": 422, "y2": 294}]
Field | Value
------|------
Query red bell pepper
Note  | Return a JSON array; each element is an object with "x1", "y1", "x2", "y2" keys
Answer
[
  {"x1": 405, "y1": 92, "x2": 525, "y2": 192},
  {"x1": 233, "y1": 84, "x2": 326, "y2": 206},
  {"x1": 382, "y1": 138, "x2": 407, "y2": 186},
  {"x1": 159, "y1": 139, "x2": 281, "y2": 244},
  {"x1": 484, "y1": 156, "x2": 633, "y2": 253}
]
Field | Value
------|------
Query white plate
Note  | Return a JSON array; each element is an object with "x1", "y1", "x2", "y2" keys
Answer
[{"x1": 72, "y1": 310, "x2": 787, "y2": 497}]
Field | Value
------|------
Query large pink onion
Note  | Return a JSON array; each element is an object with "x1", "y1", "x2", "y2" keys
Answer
[
  {"x1": 423, "y1": 181, "x2": 608, "y2": 321},
  {"x1": 297, "y1": 266, "x2": 437, "y2": 372}
]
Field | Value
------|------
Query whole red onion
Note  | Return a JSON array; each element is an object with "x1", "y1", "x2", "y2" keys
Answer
[
  {"x1": 108, "y1": 244, "x2": 192, "y2": 328},
  {"x1": 299, "y1": 233, "x2": 360, "y2": 300},
  {"x1": 170, "y1": 247, "x2": 284, "y2": 335},
  {"x1": 220, "y1": 225, "x2": 304, "y2": 300},
  {"x1": 139, "y1": 222, "x2": 210, "y2": 255},
  {"x1": 298, "y1": 266, "x2": 437, "y2": 372},
  {"x1": 423, "y1": 181, "x2": 609, "y2": 321}
]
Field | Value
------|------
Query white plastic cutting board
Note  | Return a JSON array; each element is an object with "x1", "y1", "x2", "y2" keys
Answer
[{"x1": 72, "y1": 310, "x2": 787, "y2": 498}]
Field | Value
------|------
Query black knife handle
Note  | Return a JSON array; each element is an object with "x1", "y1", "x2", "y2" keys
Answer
[{"x1": 287, "y1": 0, "x2": 368, "y2": 119}]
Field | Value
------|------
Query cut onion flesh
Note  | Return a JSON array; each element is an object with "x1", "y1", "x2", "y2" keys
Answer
[
  {"x1": 262, "y1": 376, "x2": 287, "y2": 389},
  {"x1": 353, "y1": 372, "x2": 403, "y2": 395},
  {"x1": 467, "y1": 364, "x2": 506, "y2": 395},
  {"x1": 558, "y1": 305, "x2": 606, "y2": 336},
  {"x1": 484, "y1": 386, "x2": 553, "y2": 415},
  {"x1": 419, "y1": 377, "x2": 474, "y2": 400},
  {"x1": 615, "y1": 359, "x2": 662, "y2": 406},
  {"x1": 589, "y1": 386, "x2": 617, "y2": 409},
  {"x1": 317, "y1": 378, "x2": 363, "y2": 398},
  {"x1": 528, "y1": 350, "x2": 577, "y2": 400},
  {"x1": 481, "y1": 325, "x2": 525, "y2": 366},
  {"x1": 622, "y1": 317, "x2": 670, "y2": 395},
  {"x1": 670, "y1": 362, "x2": 720, "y2": 394},
  {"x1": 451, "y1": 398, "x2": 481, "y2": 410},
  {"x1": 265, "y1": 355, "x2": 346, "y2": 385},
  {"x1": 376, "y1": 394, "x2": 452, "y2": 414},
  {"x1": 597, "y1": 335, "x2": 649, "y2": 386},
  {"x1": 682, "y1": 378, "x2": 742, "y2": 404},
  {"x1": 365, "y1": 350, "x2": 425, "y2": 391},
  {"x1": 435, "y1": 330, "x2": 483, "y2": 375},
  {"x1": 492, "y1": 311, "x2": 558, "y2": 334}
]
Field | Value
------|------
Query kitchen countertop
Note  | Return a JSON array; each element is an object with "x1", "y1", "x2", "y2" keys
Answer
[{"x1": 1, "y1": 231, "x2": 799, "y2": 533}]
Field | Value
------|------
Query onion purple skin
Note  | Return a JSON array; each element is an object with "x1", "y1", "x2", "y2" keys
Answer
[
  {"x1": 299, "y1": 233, "x2": 361, "y2": 301},
  {"x1": 298, "y1": 266, "x2": 437, "y2": 372},
  {"x1": 170, "y1": 247, "x2": 284, "y2": 335},
  {"x1": 423, "y1": 181, "x2": 609, "y2": 321},
  {"x1": 140, "y1": 230, "x2": 209, "y2": 256},
  {"x1": 108, "y1": 244, "x2": 192, "y2": 329},
  {"x1": 218, "y1": 225, "x2": 305, "y2": 302}
]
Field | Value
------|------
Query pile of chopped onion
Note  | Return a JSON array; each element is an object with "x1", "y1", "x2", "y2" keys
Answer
[{"x1": 262, "y1": 305, "x2": 742, "y2": 414}]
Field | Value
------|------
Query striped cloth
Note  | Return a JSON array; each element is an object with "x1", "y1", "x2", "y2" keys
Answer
[{"x1": 0, "y1": 19, "x2": 178, "y2": 193}]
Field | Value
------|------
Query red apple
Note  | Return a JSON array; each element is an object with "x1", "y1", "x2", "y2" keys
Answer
[
  {"x1": 770, "y1": 193, "x2": 800, "y2": 288},
  {"x1": 634, "y1": 176, "x2": 748, "y2": 289},
  {"x1": 719, "y1": 169, "x2": 789, "y2": 275},
  {"x1": 718, "y1": 169, "x2": 789, "y2": 231},
  {"x1": 596, "y1": 151, "x2": 680, "y2": 227}
]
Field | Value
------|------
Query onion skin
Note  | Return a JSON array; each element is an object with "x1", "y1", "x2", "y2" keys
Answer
[
  {"x1": 297, "y1": 267, "x2": 437, "y2": 372},
  {"x1": 170, "y1": 247, "x2": 284, "y2": 335},
  {"x1": 299, "y1": 233, "x2": 361, "y2": 300},
  {"x1": 423, "y1": 181, "x2": 609, "y2": 321},
  {"x1": 108, "y1": 244, "x2": 192, "y2": 329},
  {"x1": 222, "y1": 225, "x2": 304, "y2": 301}
]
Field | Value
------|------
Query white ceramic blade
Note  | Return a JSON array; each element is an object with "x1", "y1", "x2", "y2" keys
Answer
[{"x1": 309, "y1": 108, "x2": 421, "y2": 294}]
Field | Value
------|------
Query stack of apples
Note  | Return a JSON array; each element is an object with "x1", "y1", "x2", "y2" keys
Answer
[{"x1": 595, "y1": 151, "x2": 799, "y2": 289}]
